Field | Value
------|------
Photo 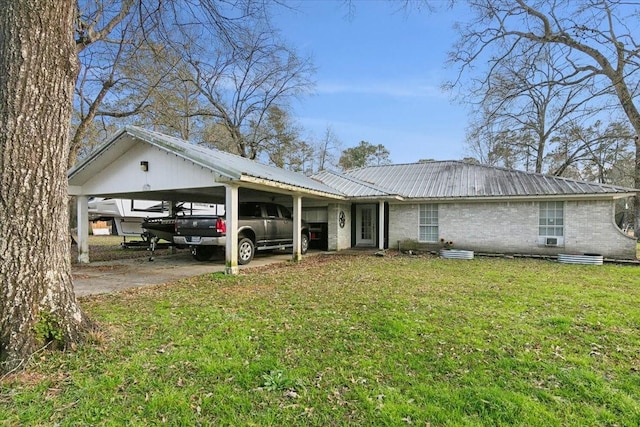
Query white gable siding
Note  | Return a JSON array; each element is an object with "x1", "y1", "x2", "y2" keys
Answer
[
  {"x1": 388, "y1": 200, "x2": 636, "y2": 259},
  {"x1": 78, "y1": 142, "x2": 219, "y2": 195}
]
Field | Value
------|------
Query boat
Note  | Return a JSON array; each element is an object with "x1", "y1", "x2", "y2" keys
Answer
[
  {"x1": 141, "y1": 216, "x2": 178, "y2": 242},
  {"x1": 88, "y1": 198, "x2": 223, "y2": 242}
]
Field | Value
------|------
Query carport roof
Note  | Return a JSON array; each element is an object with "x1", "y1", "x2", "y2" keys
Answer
[{"x1": 68, "y1": 126, "x2": 344, "y2": 199}]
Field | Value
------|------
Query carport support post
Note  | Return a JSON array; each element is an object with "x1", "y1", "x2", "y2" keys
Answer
[
  {"x1": 378, "y1": 200, "x2": 385, "y2": 250},
  {"x1": 169, "y1": 200, "x2": 177, "y2": 254},
  {"x1": 225, "y1": 184, "x2": 239, "y2": 275},
  {"x1": 77, "y1": 195, "x2": 90, "y2": 263},
  {"x1": 292, "y1": 195, "x2": 302, "y2": 262}
]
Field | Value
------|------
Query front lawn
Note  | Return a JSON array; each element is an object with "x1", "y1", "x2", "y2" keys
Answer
[{"x1": 2, "y1": 254, "x2": 639, "y2": 425}]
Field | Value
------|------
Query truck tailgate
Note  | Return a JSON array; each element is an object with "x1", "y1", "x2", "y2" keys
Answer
[{"x1": 175, "y1": 216, "x2": 223, "y2": 238}]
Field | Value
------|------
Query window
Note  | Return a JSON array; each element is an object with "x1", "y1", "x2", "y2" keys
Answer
[
  {"x1": 239, "y1": 203, "x2": 261, "y2": 217},
  {"x1": 419, "y1": 204, "x2": 438, "y2": 242},
  {"x1": 265, "y1": 204, "x2": 278, "y2": 217},
  {"x1": 539, "y1": 201, "x2": 564, "y2": 237},
  {"x1": 279, "y1": 205, "x2": 292, "y2": 219}
]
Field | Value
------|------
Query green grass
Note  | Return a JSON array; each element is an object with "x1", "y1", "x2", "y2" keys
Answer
[{"x1": 2, "y1": 253, "x2": 640, "y2": 426}]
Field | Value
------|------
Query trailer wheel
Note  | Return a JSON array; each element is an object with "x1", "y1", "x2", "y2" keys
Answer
[
  {"x1": 238, "y1": 237, "x2": 255, "y2": 265},
  {"x1": 192, "y1": 246, "x2": 216, "y2": 261}
]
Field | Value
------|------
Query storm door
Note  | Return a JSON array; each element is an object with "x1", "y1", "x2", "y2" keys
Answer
[{"x1": 355, "y1": 204, "x2": 376, "y2": 246}]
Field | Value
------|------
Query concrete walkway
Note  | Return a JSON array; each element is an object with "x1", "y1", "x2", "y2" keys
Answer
[{"x1": 72, "y1": 250, "x2": 298, "y2": 297}]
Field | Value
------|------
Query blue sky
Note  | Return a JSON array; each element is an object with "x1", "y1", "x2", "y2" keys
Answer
[{"x1": 273, "y1": 1, "x2": 471, "y2": 164}]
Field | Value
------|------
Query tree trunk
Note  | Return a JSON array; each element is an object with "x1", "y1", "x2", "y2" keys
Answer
[
  {"x1": 611, "y1": 74, "x2": 640, "y2": 239},
  {"x1": 635, "y1": 136, "x2": 640, "y2": 238},
  {"x1": 0, "y1": 1, "x2": 90, "y2": 372}
]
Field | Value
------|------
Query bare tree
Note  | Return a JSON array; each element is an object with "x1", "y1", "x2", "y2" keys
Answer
[
  {"x1": 449, "y1": 0, "x2": 640, "y2": 235},
  {"x1": 71, "y1": 1, "x2": 295, "y2": 163},
  {"x1": 547, "y1": 120, "x2": 635, "y2": 182},
  {"x1": 1, "y1": 1, "x2": 91, "y2": 373},
  {"x1": 71, "y1": 0, "x2": 141, "y2": 166},
  {"x1": 316, "y1": 125, "x2": 343, "y2": 171},
  {"x1": 465, "y1": 44, "x2": 598, "y2": 174},
  {"x1": 80, "y1": 1, "x2": 316, "y2": 164},
  {"x1": 466, "y1": 123, "x2": 537, "y2": 170},
  {"x1": 169, "y1": 11, "x2": 315, "y2": 160},
  {"x1": 117, "y1": 45, "x2": 207, "y2": 141}
]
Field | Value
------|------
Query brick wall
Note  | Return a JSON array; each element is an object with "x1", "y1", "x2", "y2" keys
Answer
[
  {"x1": 388, "y1": 200, "x2": 636, "y2": 259},
  {"x1": 327, "y1": 203, "x2": 352, "y2": 251}
]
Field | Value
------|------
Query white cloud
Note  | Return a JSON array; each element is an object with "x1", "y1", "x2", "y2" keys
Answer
[{"x1": 316, "y1": 79, "x2": 446, "y2": 99}]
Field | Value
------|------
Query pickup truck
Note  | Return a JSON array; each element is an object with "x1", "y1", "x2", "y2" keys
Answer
[{"x1": 173, "y1": 202, "x2": 310, "y2": 264}]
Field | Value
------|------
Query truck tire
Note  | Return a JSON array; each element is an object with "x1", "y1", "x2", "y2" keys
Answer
[
  {"x1": 238, "y1": 237, "x2": 255, "y2": 265},
  {"x1": 301, "y1": 233, "x2": 309, "y2": 254},
  {"x1": 193, "y1": 246, "x2": 216, "y2": 261}
]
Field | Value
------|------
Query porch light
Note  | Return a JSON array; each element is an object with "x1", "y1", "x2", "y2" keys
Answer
[{"x1": 140, "y1": 161, "x2": 149, "y2": 172}]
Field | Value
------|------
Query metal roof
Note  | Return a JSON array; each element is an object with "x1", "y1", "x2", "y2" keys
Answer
[
  {"x1": 69, "y1": 127, "x2": 343, "y2": 198},
  {"x1": 319, "y1": 161, "x2": 636, "y2": 199},
  {"x1": 311, "y1": 169, "x2": 395, "y2": 198},
  {"x1": 69, "y1": 128, "x2": 636, "y2": 202}
]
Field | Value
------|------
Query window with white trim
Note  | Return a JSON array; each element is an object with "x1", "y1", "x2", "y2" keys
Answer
[
  {"x1": 539, "y1": 201, "x2": 564, "y2": 237},
  {"x1": 419, "y1": 204, "x2": 438, "y2": 242}
]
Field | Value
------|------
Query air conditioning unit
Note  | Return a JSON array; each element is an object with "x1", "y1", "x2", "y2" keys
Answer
[{"x1": 545, "y1": 237, "x2": 559, "y2": 246}]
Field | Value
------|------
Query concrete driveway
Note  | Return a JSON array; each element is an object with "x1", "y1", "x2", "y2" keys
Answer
[{"x1": 72, "y1": 250, "x2": 298, "y2": 297}]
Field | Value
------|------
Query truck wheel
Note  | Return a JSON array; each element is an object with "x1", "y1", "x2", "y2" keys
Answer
[
  {"x1": 193, "y1": 246, "x2": 215, "y2": 261},
  {"x1": 301, "y1": 233, "x2": 309, "y2": 254},
  {"x1": 238, "y1": 237, "x2": 254, "y2": 265}
]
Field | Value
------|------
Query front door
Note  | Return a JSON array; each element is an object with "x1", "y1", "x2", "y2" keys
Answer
[{"x1": 355, "y1": 204, "x2": 376, "y2": 247}]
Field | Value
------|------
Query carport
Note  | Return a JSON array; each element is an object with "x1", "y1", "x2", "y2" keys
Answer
[{"x1": 68, "y1": 127, "x2": 345, "y2": 274}]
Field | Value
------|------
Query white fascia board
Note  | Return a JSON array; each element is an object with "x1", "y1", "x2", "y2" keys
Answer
[
  {"x1": 404, "y1": 192, "x2": 636, "y2": 204},
  {"x1": 239, "y1": 175, "x2": 346, "y2": 200},
  {"x1": 348, "y1": 195, "x2": 404, "y2": 202},
  {"x1": 68, "y1": 185, "x2": 83, "y2": 196}
]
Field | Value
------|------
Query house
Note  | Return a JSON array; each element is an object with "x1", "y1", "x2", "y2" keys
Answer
[
  {"x1": 68, "y1": 127, "x2": 638, "y2": 272},
  {"x1": 311, "y1": 162, "x2": 637, "y2": 259}
]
